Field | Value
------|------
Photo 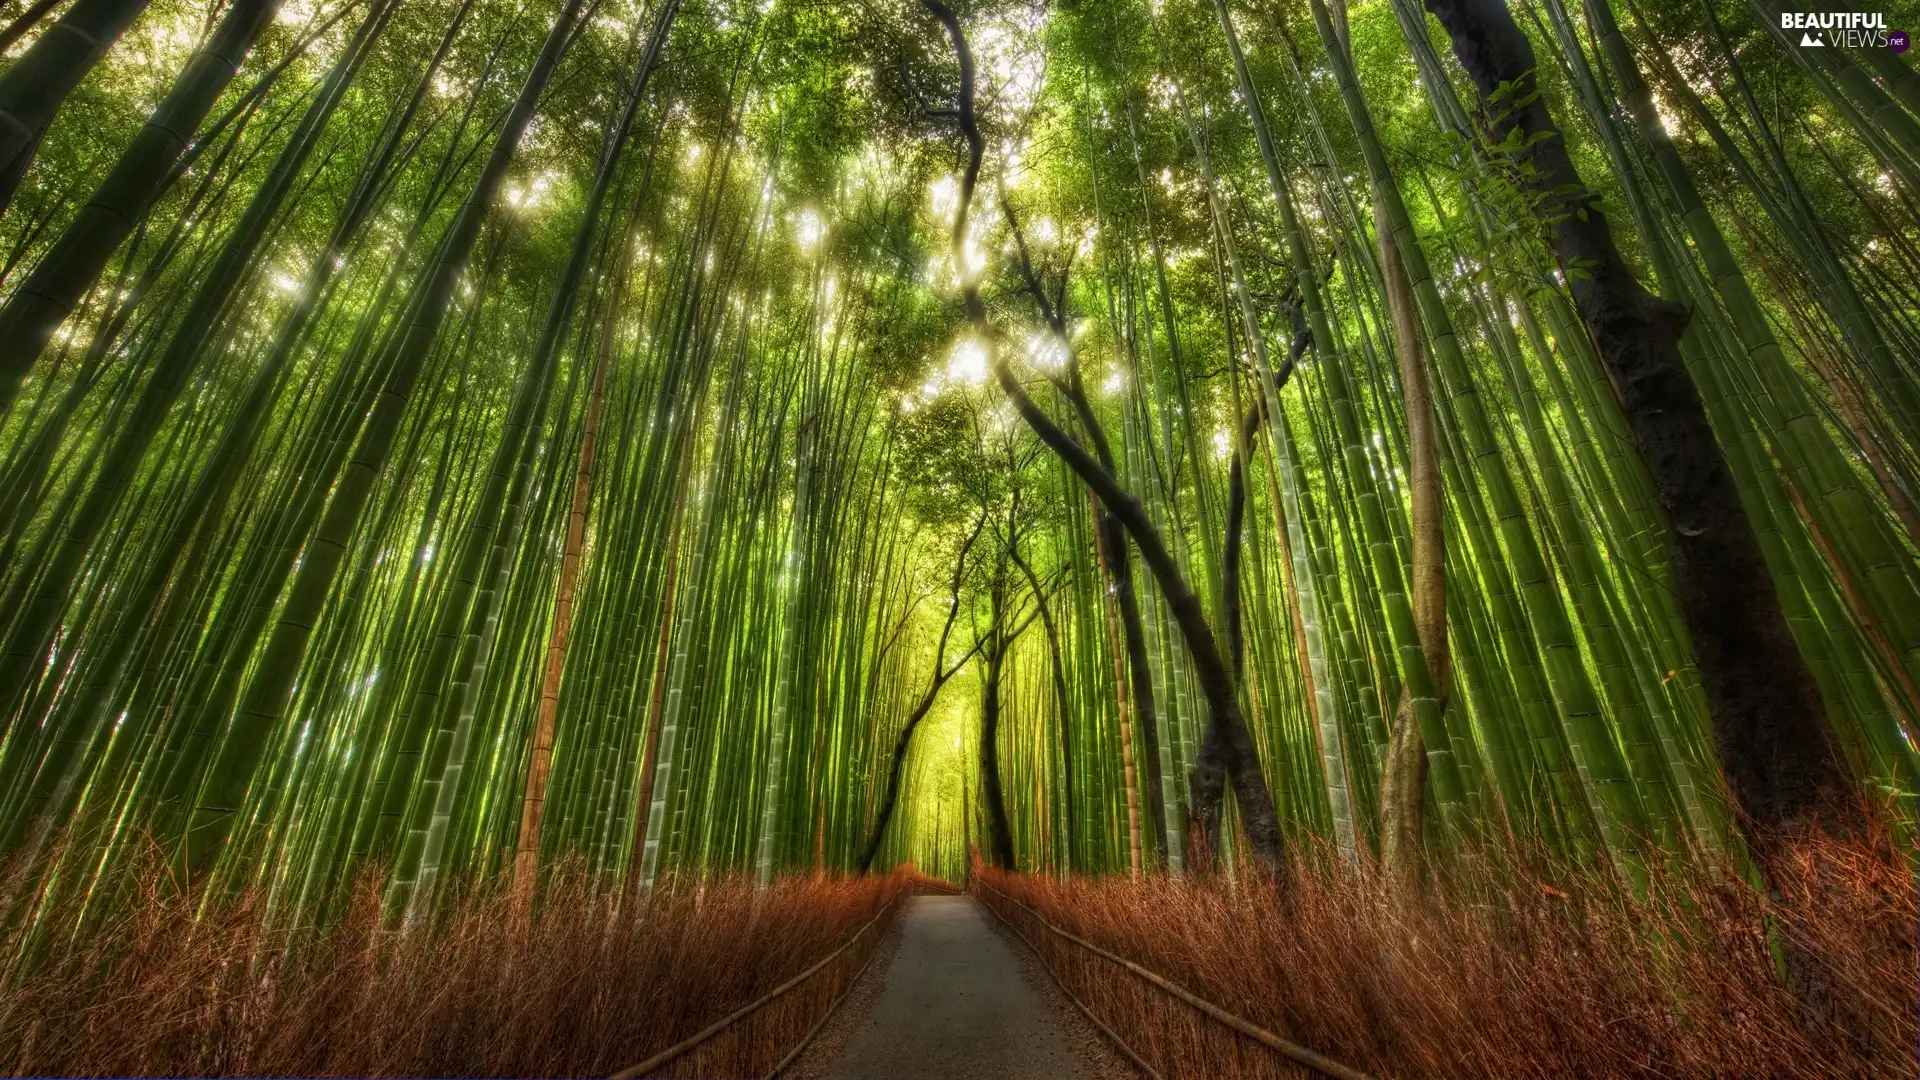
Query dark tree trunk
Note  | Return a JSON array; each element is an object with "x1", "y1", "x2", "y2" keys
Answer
[
  {"x1": 1224, "y1": 402, "x2": 1262, "y2": 678},
  {"x1": 0, "y1": 0, "x2": 283, "y2": 414},
  {"x1": 0, "y1": 0, "x2": 149, "y2": 218},
  {"x1": 0, "y1": 0, "x2": 69, "y2": 54},
  {"x1": 1424, "y1": 0, "x2": 1867, "y2": 1030},
  {"x1": 1223, "y1": 305, "x2": 1304, "y2": 679},
  {"x1": 1416, "y1": 21, "x2": 1872, "y2": 1036},
  {"x1": 978, "y1": 523, "x2": 1040, "y2": 873},
  {"x1": 855, "y1": 684, "x2": 945, "y2": 874},
  {"x1": 993, "y1": 354, "x2": 1285, "y2": 879},
  {"x1": 1207, "y1": 309, "x2": 1305, "y2": 860},
  {"x1": 1029, "y1": 286, "x2": 1167, "y2": 864},
  {"x1": 980, "y1": 615, "x2": 1017, "y2": 871},
  {"x1": 1419, "y1": 0, "x2": 1854, "y2": 861},
  {"x1": 856, "y1": 514, "x2": 985, "y2": 873},
  {"x1": 1001, "y1": 142, "x2": 1167, "y2": 871},
  {"x1": 918, "y1": 0, "x2": 1286, "y2": 880}
]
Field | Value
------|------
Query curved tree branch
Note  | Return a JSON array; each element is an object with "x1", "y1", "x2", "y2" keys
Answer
[
  {"x1": 855, "y1": 509, "x2": 986, "y2": 873},
  {"x1": 919, "y1": 0, "x2": 1284, "y2": 880}
]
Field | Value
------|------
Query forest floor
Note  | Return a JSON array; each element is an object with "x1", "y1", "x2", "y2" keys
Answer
[{"x1": 800, "y1": 894, "x2": 1134, "y2": 1080}]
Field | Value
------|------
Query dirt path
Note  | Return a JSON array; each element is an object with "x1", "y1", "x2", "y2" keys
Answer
[{"x1": 823, "y1": 894, "x2": 1092, "y2": 1080}]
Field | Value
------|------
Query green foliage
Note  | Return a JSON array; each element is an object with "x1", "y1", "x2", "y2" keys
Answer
[{"x1": 0, "y1": 0, "x2": 1911, "y2": 927}]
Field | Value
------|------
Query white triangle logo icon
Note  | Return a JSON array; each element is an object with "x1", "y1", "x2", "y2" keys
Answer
[{"x1": 1801, "y1": 31, "x2": 1825, "y2": 45}]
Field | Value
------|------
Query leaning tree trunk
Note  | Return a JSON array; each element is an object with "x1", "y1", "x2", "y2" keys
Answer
[
  {"x1": 915, "y1": 0, "x2": 1286, "y2": 880},
  {"x1": 979, "y1": 570, "x2": 1018, "y2": 871},
  {"x1": 1222, "y1": 308, "x2": 1313, "y2": 855},
  {"x1": 179, "y1": 0, "x2": 591, "y2": 877},
  {"x1": 1003, "y1": 223, "x2": 1169, "y2": 869},
  {"x1": 854, "y1": 515, "x2": 983, "y2": 873},
  {"x1": 0, "y1": 0, "x2": 150, "y2": 220},
  {"x1": 1419, "y1": 0, "x2": 1855, "y2": 858},
  {"x1": 1419, "y1": 5, "x2": 1862, "y2": 1033},
  {"x1": 0, "y1": 0, "x2": 284, "y2": 416}
]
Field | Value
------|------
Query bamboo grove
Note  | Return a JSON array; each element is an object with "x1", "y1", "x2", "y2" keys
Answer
[{"x1": 0, "y1": 0, "x2": 1913, "y2": 945}]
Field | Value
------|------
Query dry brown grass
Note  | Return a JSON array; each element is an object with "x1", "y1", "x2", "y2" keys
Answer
[
  {"x1": 0, "y1": 853, "x2": 916, "y2": 1078},
  {"x1": 978, "y1": 832, "x2": 1916, "y2": 1079}
]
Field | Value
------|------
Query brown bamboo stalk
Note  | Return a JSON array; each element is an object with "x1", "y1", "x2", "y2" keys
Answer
[
  {"x1": 1375, "y1": 200, "x2": 1447, "y2": 890},
  {"x1": 513, "y1": 267, "x2": 623, "y2": 909}
]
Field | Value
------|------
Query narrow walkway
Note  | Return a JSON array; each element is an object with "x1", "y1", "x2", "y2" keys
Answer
[{"x1": 827, "y1": 894, "x2": 1089, "y2": 1080}]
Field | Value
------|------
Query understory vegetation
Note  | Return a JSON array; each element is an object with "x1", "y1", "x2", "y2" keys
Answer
[
  {"x1": 0, "y1": 857, "x2": 907, "y2": 1077},
  {"x1": 981, "y1": 841, "x2": 1914, "y2": 1078}
]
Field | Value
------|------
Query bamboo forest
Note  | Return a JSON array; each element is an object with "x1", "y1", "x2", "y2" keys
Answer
[{"x1": 0, "y1": 0, "x2": 1912, "y2": 1072}]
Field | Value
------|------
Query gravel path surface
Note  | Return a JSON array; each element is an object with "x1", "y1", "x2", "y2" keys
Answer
[
  {"x1": 818, "y1": 893, "x2": 1106, "y2": 1080},
  {"x1": 783, "y1": 903, "x2": 906, "y2": 1080},
  {"x1": 972, "y1": 893, "x2": 1142, "y2": 1080}
]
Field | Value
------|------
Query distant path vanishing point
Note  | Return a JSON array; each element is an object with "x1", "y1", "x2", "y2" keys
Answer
[{"x1": 826, "y1": 893, "x2": 1090, "y2": 1080}]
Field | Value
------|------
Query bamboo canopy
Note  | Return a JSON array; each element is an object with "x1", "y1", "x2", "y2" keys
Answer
[{"x1": 0, "y1": 0, "x2": 1911, "y2": 933}]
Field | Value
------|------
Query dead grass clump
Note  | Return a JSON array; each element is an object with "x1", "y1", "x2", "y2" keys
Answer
[
  {"x1": 978, "y1": 833, "x2": 1914, "y2": 1079},
  {"x1": 0, "y1": 854, "x2": 912, "y2": 1077}
]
